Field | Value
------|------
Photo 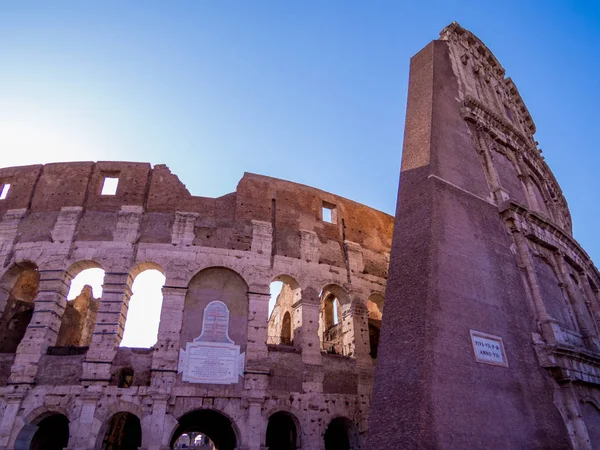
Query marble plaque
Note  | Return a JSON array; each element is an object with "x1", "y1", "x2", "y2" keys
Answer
[
  {"x1": 178, "y1": 300, "x2": 245, "y2": 384},
  {"x1": 470, "y1": 330, "x2": 508, "y2": 367}
]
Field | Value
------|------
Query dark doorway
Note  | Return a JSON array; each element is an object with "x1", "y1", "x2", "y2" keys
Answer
[
  {"x1": 324, "y1": 417, "x2": 361, "y2": 450},
  {"x1": 170, "y1": 409, "x2": 237, "y2": 450},
  {"x1": 281, "y1": 312, "x2": 292, "y2": 345},
  {"x1": 368, "y1": 323, "x2": 380, "y2": 358},
  {"x1": 0, "y1": 307, "x2": 34, "y2": 353},
  {"x1": 29, "y1": 414, "x2": 69, "y2": 450},
  {"x1": 266, "y1": 412, "x2": 298, "y2": 449},
  {"x1": 101, "y1": 412, "x2": 142, "y2": 450}
]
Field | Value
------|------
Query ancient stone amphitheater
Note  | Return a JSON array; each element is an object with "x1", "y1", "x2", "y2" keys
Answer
[
  {"x1": 2, "y1": 21, "x2": 600, "y2": 450},
  {"x1": 0, "y1": 162, "x2": 392, "y2": 449}
]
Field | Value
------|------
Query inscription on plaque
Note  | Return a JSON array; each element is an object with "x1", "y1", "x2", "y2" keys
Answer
[
  {"x1": 470, "y1": 330, "x2": 508, "y2": 367},
  {"x1": 178, "y1": 301, "x2": 245, "y2": 384}
]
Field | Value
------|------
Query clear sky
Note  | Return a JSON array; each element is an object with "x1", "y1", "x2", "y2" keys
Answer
[{"x1": 1, "y1": 4, "x2": 599, "y2": 269}]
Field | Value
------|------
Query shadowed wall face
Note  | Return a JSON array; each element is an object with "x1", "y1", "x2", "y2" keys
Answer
[{"x1": 368, "y1": 23, "x2": 584, "y2": 449}]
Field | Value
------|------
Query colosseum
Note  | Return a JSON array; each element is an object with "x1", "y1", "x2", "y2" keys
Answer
[{"x1": 0, "y1": 22, "x2": 599, "y2": 450}]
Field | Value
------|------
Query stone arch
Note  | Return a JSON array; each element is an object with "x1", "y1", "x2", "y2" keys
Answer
[
  {"x1": 14, "y1": 407, "x2": 71, "y2": 450},
  {"x1": 93, "y1": 401, "x2": 144, "y2": 450},
  {"x1": 120, "y1": 261, "x2": 166, "y2": 348},
  {"x1": 129, "y1": 261, "x2": 166, "y2": 281},
  {"x1": 169, "y1": 408, "x2": 241, "y2": 450},
  {"x1": 367, "y1": 293, "x2": 384, "y2": 358},
  {"x1": 181, "y1": 267, "x2": 249, "y2": 351},
  {"x1": 268, "y1": 274, "x2": 301, "y2": 346},
  {"x1": 55, "y1": 260, "x2": 104, "y2": 347},
  {"x1": 533, "y1": 253, "x2": 577, "y2": 331},
  {"x1": 98, "y1": 412, "x2": 142, "y2": 450},
  {"x1": 0, "y1": 261, "x2": 39, "y2": 312},
  {"x1": 0, "y1": 261, "x2": 39, "y2": 353},
  {"x1": 323, "y1": 416, "x2": 361, "y2": 450},
  {"x1": 319, "y1": 284, "x2": 350, "y2": 355},
  {"x1": 266, "y1": 410, "x2": 301, "y2": 449}
]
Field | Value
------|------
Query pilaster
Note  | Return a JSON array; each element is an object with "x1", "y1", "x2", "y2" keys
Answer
[
  {"x1": 82, "y1": 271, "x2": 132, "y2": 384},
  {"x1": 9, "y1": 269, "x2": 69, "y2": 384},
  {"x1": 151, "y1": 285, "x2": 187, "y2": 389}
]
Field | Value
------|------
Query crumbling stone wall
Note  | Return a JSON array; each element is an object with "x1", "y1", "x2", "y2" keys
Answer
[
  {"x1": 0, "y1": 162, "x2": 392, "y2": 450},
  {"x1": 56, "y1": 285, "x2": 99, "y2": 347}
]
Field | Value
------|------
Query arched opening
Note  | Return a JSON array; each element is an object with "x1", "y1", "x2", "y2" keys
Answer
[
  {"x1": 121, "y1": 268, "x2": 166, "y2": 348},
  {"x1": 319, "y1": 285, "x2": 349, "y2": 356},
  {"x1": 29, "y1": 413, "x2": 70, "y2": 450},
  {"x1": 281, "y1": 312, "x2": 292, "y2": 345},
  {"x1": 368, "y1": 323, "x2": 380, "y2": 359},
  {"x1": 101, "y1": 412, "x2": 142, "y2": 450},
  {"x1": 170, "y1": 410, "x2": 237, "y2": 450},
  {"x1": 367, "y1": 293, "x2": 384, "y2": 359},
  {"x1": 182, "y1": 268, "x2": 248, "y2": 351},
  {"x1": 174, "y1": 432, "x2": 214, "y2": 448},
  {"x1": 267, "y1": 276, "x2": 300, "y2": 346},
  {"x1": 55, "y1": 265, "x2": 104, "y2": 347},
  {"x1": 266, "y1": 411, "x2": 299, "y2": 450},
  {"x1": 117, "y1": 367, "x2": 134, "y2": 388},
  {"x1": 323, "y1": 417, "x2": 361, "y2": 450},
  {"x1": 534, "y1": 256, "x2": 577, "y2": 331},
  {"x1": 0, "y1": 262, "x2": 39, "y2": 353}
]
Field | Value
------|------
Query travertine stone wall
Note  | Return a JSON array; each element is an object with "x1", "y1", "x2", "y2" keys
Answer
[
  {"x1": 0, "y1": 163, "x2": 392, "y2": 450},
  {"x1": 369, "y1": 22, "x2": 600, "y2": 450}
]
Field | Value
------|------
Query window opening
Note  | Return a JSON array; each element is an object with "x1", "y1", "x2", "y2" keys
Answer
[
  {"x1": 117, "y1": 367, "x2": 134, "y2": 388},
  {"x1": 332, "y1": 298, "x2": 339, "y2": 325},
  {"x1": 101, "y1": 177, "x2": 119, "y2": 195},
  {"x1": 0, "y1": 184, "x2": 10, "y2": 200},
  {"x1": 269, "y1": 281, "x2": 283, "y2": 318},
  {"x1": 57, "y1": 268, "x2": 104, "y2": 347},
  {"x1": 322, "y1": 202, "x2": 337, "y2": 224},
  {"x1": 120, "y1": 269, "x2": 165, "y2": 348},
  {"x1": 67, "y1": 268, "x2": 104, "y2": 300}
]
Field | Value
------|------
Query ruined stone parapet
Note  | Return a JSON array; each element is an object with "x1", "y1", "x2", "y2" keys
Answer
[{"x1": 0, "y1": 162, "x2": 391, "y2": 450}]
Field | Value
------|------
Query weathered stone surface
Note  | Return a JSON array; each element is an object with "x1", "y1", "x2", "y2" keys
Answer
[
  {"x1": 0, "y1": 162, "x2": 390, "y2": 449},
  {"x1": 368, "y1": 22, "x2": 600, "y2": 450}
]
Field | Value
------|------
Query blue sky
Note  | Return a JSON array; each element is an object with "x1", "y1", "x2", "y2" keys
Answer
[{"x1": 1, "y1": 1, "x2": 599, "y2": 264}]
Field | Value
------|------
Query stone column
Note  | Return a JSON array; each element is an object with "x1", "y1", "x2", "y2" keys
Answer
[
  {"x1": 509, "y1": 224, "x2": 555, "y2": 342},
  {"x1": 0, "y1": 390, "x2": 28, "y2": 448},
  {"x1": 151, "y1": 284, "x2": 187, "y2": 390},
  {"x1": 562, "y1": 385, "x2": 592, "y2": 450},
  {"x1": 555, "y1": 253, "x2": 597, "y2": 349},
  {"x1": 9, "y1": 268, "x2": 70, "y2": 384},
  {"x1": 245, "y1": 398, "x2": 267, "y2": 450},
  {"x1": 298, "y1": 287, "x2": 322, "y2": 366},
  {"x1": 341, "y1": 298, "x2": 370, "y2": 364},
  {"x1": 82, "y1": 271, "x2": 132, "y2": 384},
  {"x1": 246, "y1": 286, "x2": 270, "y2": 363},
  {"x1": 65, "y1": 390, "x2": 102, "y2": 450},
  {"x1": 244, "y1": 285, "x2": 270, "y2": 438},
  {"x1": 297, "y1": 287, "x2": 323, "y2": 394},
  {"x1": 140, "y1": 393, "x2": 170, "y2": 450}
]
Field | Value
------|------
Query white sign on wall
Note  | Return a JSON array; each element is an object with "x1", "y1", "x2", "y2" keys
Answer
[
  {"x1": 178, "y1": 301, "x2": 245, "y2": 384},
  {"x1": 469, "y1": 330, "x2": 508, "y2": 367}
]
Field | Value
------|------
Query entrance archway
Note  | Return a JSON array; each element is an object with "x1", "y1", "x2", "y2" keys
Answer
[
  {"x1": 101, "y1": 412, "x2": 142, "y2": 450},
  {"x1": 170, "y1": 409, "x2": 237, "y2": 450},
  {"x1": 266, "y1": 411, "x2": 299, "y2": 449},
  {"x1": 324, "y1": 417, "x2": 361, "y2": 450},
  {"x1": 27, "y1": 413, "x2": 69, "y2": 450}
]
